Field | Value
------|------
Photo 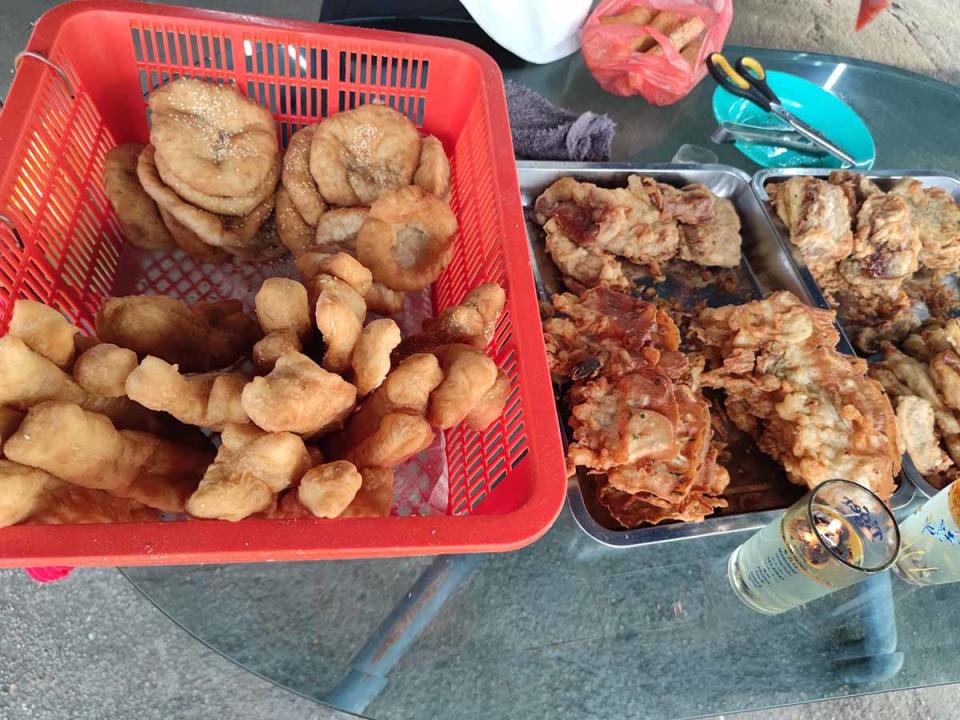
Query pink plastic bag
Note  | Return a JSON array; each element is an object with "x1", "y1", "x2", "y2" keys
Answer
[{"x1": 581, "y1": 0, "x2": 733, "y2": 106}]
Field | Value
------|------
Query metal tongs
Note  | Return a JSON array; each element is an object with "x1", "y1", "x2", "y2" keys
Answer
[
  {"x1": 710, "y1": 121, "x2": 827, "y2": 156},
  {"x1": 706, "y1": 53, "x2": 856, "y2": 166}
]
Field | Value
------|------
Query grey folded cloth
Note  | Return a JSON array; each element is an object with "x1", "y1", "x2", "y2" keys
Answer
[{"x1": 504, "y1": 79, "x2": 615, "y2": 162}]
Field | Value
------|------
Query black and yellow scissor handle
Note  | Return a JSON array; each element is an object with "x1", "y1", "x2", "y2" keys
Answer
[{"x1": 706, "y1": 53, "x2": 780, "y2": 113}]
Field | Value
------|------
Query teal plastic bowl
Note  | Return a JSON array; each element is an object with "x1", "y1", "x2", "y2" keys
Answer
[{"x1": 712, "y1": 70, "x2": 875, "y2": 169}]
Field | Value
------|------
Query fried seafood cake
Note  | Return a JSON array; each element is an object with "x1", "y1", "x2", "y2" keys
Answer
[
  {"x1": 767, "y1": 176, "x2": 853, "y2": 276},
  {"x1": 545, "y1": 233, "x2": 628, "y2": 290},
  {"x1": 309, "y1": 104, "x2": 421, "y2": 206},
  {"x1": 678, "y1": 194, "x2": 742, "y2": 268},
  {"x1": 413, "y1": 135, "x2": 452, "y2": 203},
  {"x1": 357, "y1": 185, "x2": 458, "y2": 291},
  {"x1": 393, "y1": 281, "x2": 505, "y2": 360},
  {"x1": 73, "y1": 343, "x2": 138, "y2": 397},
  {"x1": 543, "y1": 287, "x2": 684, "y2": 383},
  {"x1": 895, "y1": 395, "x2": 951, "y2": 475},
  {"x1": 102, "y1": 143, "x2": 177, "y2": 251},
  {"x1": 694, "y1": 292, "x2": 901, "y2": 499},
  {"x1": 297, "y1": 461, "x2": 363, "y2": 518},
  {"x1": 839, "y1": 193, "x2": 921, "y2": 301},
  {"x1": 96, "y1": 295, "x2": 260, "y2": 372},
  {"x1": 157, "y1": 205, "x2": 229, "y2": 263},
  {"x1": 827, "y1": 170, "x2": 881, "y2": 217},
  {"x1": 149, "y1": 78, "x2": 278, "y2": 199},
  {"x1": 125, "y1": 356, "x2": 250, "y2": 431},
  {"x1": 534, "y1": 177, "x2": 679, "y2": 269},
  {"x1": 4, "y1": 401, "x2": 212, "y2": 512},
  {"x1": 276, "y1": 185, "x2": 315, "y2": 256},
  {"x1": 890, "y1": 177, "x2": 960, "y2": 273},
  {"x1": 186, "y1": 423, "x2": 312, "y2": 521},
  {"x1": 137, "y1": 145, "x2": 277, "y2": 259},
  {"x1": 241, "y1": 352, "x2": 357, "y2": 437},
  {"x1": 428, "y1": 344, "x2": 500, "y2": 429},
  {"x1": 7, "y1": 299, "x2": 76, "y2": 369},
  {"x1": 282, "y1": 125, "x2": 326, "y2": 226},
  {"x1": 631, "y1": 178, "x2": 715, "y2": 225},
  {"x1": 566, "y1": 369, "x2": 681, "y2": 471}
]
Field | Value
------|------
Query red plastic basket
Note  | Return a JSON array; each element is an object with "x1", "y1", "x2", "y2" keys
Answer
[{"x1": 0, "y1": 0, "x2": 566, "y2": 567}]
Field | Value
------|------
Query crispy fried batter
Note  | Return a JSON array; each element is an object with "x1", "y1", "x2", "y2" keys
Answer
[
  {"x1": 8, "y1": 299, "x2": 76, "y2": 369},
  {"x1": 314, "y1": 275, "x2": 366, "y2": 373},
  {"x1": 891, "y1": 177, "x2": 960, "y2": 273},
  {"x1": 252, "y1": 329, "x2": 303, "y2": 374},
  {"x1": 678, "y1": 194, "x2": 741, "y2": 268},
  {"x1": 275, "y1": 185, "x2": 316, "y2": 256},
  {"x1": 241, "y1": 352, "x2": 357, "y2": 437},
  {"x1": 185, "y1": 423, "x2": 311, "y2": 521},
  {"x1": 465, "y1": 368, "x2": 512, "y2": 431},
  {"x1": 895, "y1": 395, "x2": 951, "y2": 475},
  {"x1": 341, "y1": 466, "x2": 393, "y2": 517},
  {"x1": 254, "y1": 278, "x2": 312, "y2": 339},
  {"x1": 350, "y1": 412, "x2": 435, "y2": 468}
]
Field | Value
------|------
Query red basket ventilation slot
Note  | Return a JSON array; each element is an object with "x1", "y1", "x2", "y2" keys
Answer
[{"x1": 0, "y1": 1, "x2": 565, "y2": 566}]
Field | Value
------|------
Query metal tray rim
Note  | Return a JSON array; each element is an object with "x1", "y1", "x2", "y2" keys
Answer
[
  {"x1": 750, "y1": 167, "x2": 960, "y2": 500},
  {"x1": 520, "y1": 161, "x2": 916, "y2": 548}
]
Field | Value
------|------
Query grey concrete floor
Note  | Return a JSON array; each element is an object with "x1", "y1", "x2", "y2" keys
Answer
[{"x1": 2, "y1": 1, "x2": 960, "y2": 719}]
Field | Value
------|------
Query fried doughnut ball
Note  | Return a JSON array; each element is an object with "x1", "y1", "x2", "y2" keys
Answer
[
  {"x1": 186, "y1": 423, "x2": 312, "y2": 521},
  {"x1": 428, "y1": 344, "x2": 499, "y2": 429},
  {"x1": 276, "y1": 185, "x2": 315, "y2": 256},
  {"x1": 282, "y1": 125, "x2": 326, "y2": 226},
  {"x1": 103, "y1": 143, "x2": 177, "y2": 251},
  {"x1": 314, "y1": 276, "x2": 366, "y2": 373},
  {"x1": 314, "y1": 252, "x2": 374, "y2": 296},
  {"x1": 149, "y1": 78, "x2": 278, "y2": 199},
  {"x1": 0, "y1": 335, "x2": 87, "y2": 409},
  {"x1": 297, "y1": 460, "x2": 363, "y2": 518},
  {"x1": 0, "y1": 408, "x2": 25, "y2": 446},
  {"x1": 414, "y1": 135, "x2": 452, "y2": 203},
  {"x1": 155, "y1": 147, "x2": 281, "y2": 217},
  {"x1": 252, "y1": 329, "x2": 303, "y2": 374},
  {"x1": 73, "y1": 343, "x2": 138, "y2": 397},
  {"x1": 309, "y1": 104, "x2": 421, "y2": 206},
  {"x1": 351, "y1": 319, "x2": 402, "y2": 396},
  {"x1": 357, "y1": 185, "x2": 458, "y2": 291},
  {"x1": 138, "y1": 145, "x2": 276, "y2": 259},
  {"x1": 157, "y1": 205, "x2": 229, "y2": 263},
  {"x1": 241, "y1": 352, "x2": 357, "y2": 437},
  {"x1": 350, "y1": 412, "x2": 435, "y2": 469},
  {"x1": 7, "y1": 299, "x2": 77, "y2": 369},
  {"x1": 255, "y1": 278, "x2": 311, "y2": 338},
  {"x1": 465, "y1": 368, "x2": 511, "y2": 431},
  {"x1": 125, "y1": 356, "x2": 250, "y2": 431},
  {"x1": 96, "y1": 295, "x2": 260, "y2": 372}
]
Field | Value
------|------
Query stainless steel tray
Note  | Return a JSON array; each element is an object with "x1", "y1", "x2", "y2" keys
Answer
[
  {"x1": 751, "y1": 168, "x2": 960, "y2": 500},
  {"x1": 518, "y1": 160, "x2": 916, "y2": 547}
]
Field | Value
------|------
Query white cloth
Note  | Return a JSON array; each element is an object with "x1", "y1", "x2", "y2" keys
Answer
[{"x1": 460, "y1": 0, "x2": 592, "y2": 64}]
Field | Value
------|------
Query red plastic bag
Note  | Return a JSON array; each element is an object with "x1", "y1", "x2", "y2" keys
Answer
[{"x1": 581, "y1": 0, "x2": 733, "y2": 106}]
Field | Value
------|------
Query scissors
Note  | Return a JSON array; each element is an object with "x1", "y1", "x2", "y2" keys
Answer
[{"x1": 706, "y1": 53, "x2": 856, "y2": 166}]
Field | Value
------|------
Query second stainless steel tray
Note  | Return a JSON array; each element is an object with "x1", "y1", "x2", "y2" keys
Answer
[
  {"x1": 752, "y1": 167, "x2": 960, "y2": 500},
  {"x1": 519, "y1": 161, "x2": 916, "y2": 547}
]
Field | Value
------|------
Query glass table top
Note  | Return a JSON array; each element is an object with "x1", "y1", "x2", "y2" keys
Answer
[{"x1": 123, "y1": 47, "x2": 960, "y2": 720}]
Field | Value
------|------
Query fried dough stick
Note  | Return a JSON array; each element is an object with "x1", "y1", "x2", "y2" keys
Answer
[
  {"x1": 4, "y1": 401, "x2": 213, "y2": 512},
  {"x1": 186, "y1": 423, "x2": 312, "y2": 521},
  {"x1": 0, "y1": 459, "x2": 158, "y2": 527}
]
